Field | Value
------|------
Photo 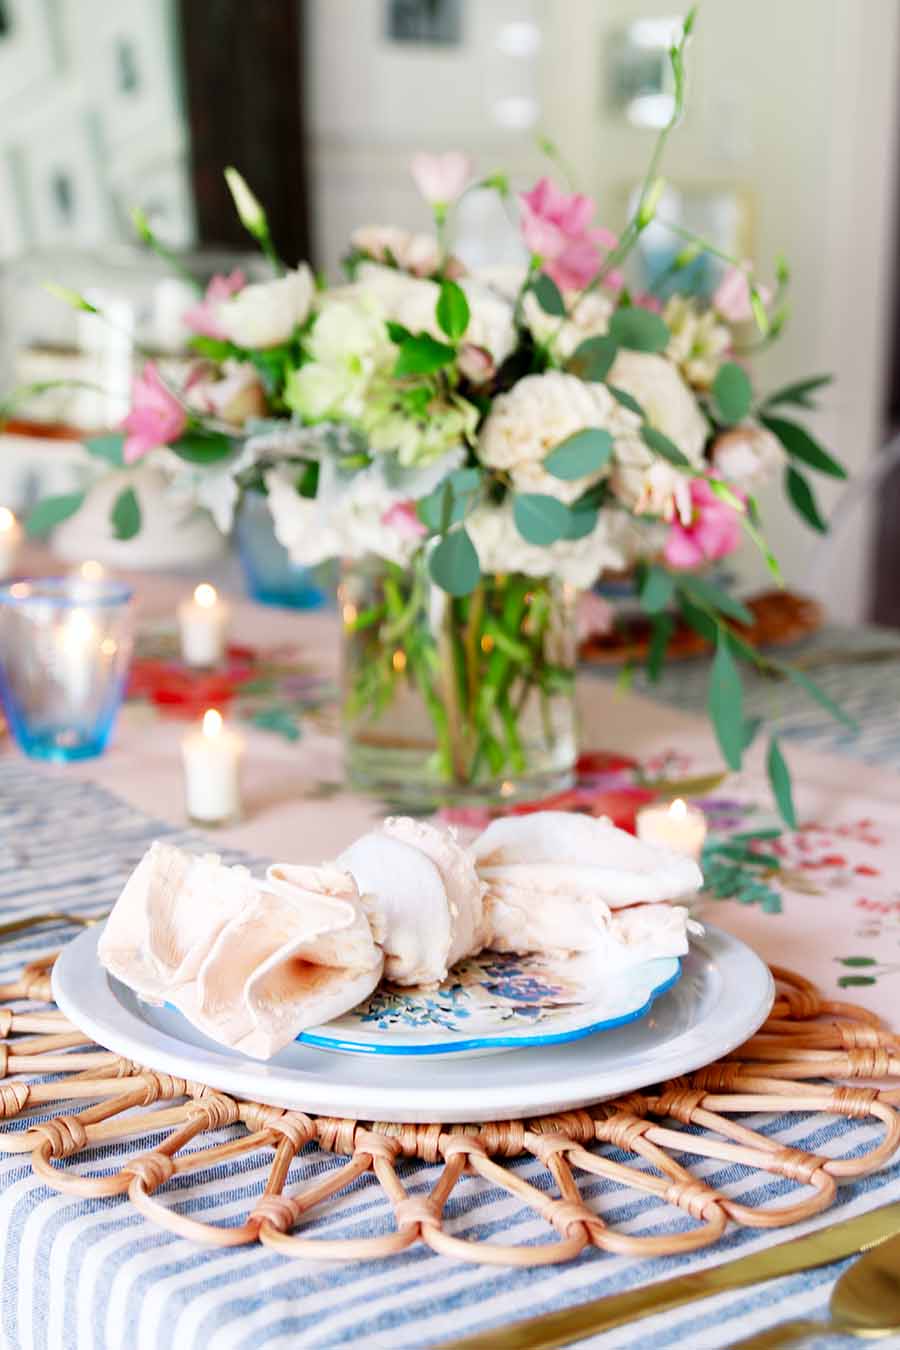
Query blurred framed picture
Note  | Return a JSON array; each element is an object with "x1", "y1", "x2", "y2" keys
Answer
[
  {"x1": 87, "y1": 0, "x2": 181, "y2": 149},
  {"x1": 385, "y1": 0, "x2": 463, "y2": 46},
  {"x1": 623, "y1": 182, "x2": 755, "y2": 300},
  {"x1": 20, "y1": 110, "x2": 112, "y2": 247},
  {"x1": 0, "y1": 0, "x2": 57, "y2": 103}
]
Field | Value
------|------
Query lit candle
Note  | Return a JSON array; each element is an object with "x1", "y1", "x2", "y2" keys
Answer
[
  {"x1": 181, "y1": 708, "x2": 243, "y2": 825},
  {"x1": 177, "y1": 583, "x2": 229, "y2": 668},
  {"x1": 76, "y1": 559, "x2": 106, "y2": 582},
  {"x1": 636, "y1": 797, "x2": 707, "y2": 860},
  {"x1": 0, "y1": 508, "x2": 23, "y2": 581},
  {"x1": 56, "y1": 607, "x2": 99, "y2": 705}
]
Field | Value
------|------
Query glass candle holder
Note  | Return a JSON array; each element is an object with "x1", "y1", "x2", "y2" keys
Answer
[{"x1": 0, "y1": 577, "x2": 134, "y2": 761}]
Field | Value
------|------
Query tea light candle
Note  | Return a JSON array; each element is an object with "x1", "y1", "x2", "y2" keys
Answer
[
  {"x1": 181, "y1": 708, "x2": 243, "y2": 825},
  {"x1": 177, "y1": 583, "x2": 229, "y2": 667},
  {"x1": 0, "y1": 508, "x2": 23, "y2": 580},
  {"x1": 636, "y1": 797, "x2": 707, "y2": 860}
]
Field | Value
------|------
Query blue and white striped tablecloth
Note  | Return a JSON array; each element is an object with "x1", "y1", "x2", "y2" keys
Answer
[{"x1": 0, "y1": 759, "x2": 898, "y2": 1350}]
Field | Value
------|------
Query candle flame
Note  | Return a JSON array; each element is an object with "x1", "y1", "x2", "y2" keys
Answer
[
  {"x1": 79, "y1": 559, "x2": 105, "y2": 581},
  {"x1": 0, "y1": 507, "x2": 16, "y2": 533},
  {"x1": 202, "y1": 708, "x2": 223, "y2": 738},
  {"x1": 669, "y1": 798, "x2": 687, "y2": 819},
  {"x1": 194, "y1": 583, "x2": 218, "y2": 609}
]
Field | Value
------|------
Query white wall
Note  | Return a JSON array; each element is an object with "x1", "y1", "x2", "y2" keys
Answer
[{"x1": 304, "y1": 0, "x2": 900, "y2": 620}]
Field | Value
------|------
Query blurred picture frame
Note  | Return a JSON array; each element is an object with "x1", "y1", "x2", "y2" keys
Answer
[
  {"x1": 384, "y1": 0, "x2": 464, "y2": 46},
  {"x1": 622, "y1": 182, "x2": 755, "y2": 299},
  {"x1": 86, "y1": 0, "x2": 182, "y2": 150},
  {"x1": 0, "y1": 0, "x2": 57, "y2": 105},
  {"x1": 19, "y1": 109, "x2": 113, "y2": 247}
]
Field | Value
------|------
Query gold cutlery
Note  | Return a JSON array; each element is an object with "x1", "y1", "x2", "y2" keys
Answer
[
  {"x1": 436, "y1": 1203, "x2": 900, "y2": 1350},
  {"x1": 0, "y1": 910, "x2": 106, "y2": 939},
  {"x1": 726, "y1": 1230, "x2": 900, "y2": 1347}
]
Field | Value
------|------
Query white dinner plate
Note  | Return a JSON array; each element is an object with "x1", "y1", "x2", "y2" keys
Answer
[{"x1": 53, "y1": 924, "x2": 773, "y2": 1123}]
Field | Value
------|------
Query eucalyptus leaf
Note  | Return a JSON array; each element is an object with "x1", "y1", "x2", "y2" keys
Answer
[
  {"x1": 417, "y1": 467, "x2": 482, "y2": 532},
  {"x1": 646, "y1": 613, "x2": 673, "y2": 682},
  {"x1": 435, "y1": 279, "x2": 470, "y2": 342},
  {"x1": 677, "y1": 575, "x2": 754, "y2": 626},
  {"x1": 564, "y1": 502, "x2": 598, "y2": 539},
  {"x1": 25, "y1": 492, "x2": 84, "y2": 537},
  {"x1": 429, "y1": 526, "x2": 481, "y2": 596},
  {"x1": 84, "y1": 433, "x2": 126, "y2": 467},
  {"x1": 512, "y1": 493, "x2": 571, "y2": 545},
  {"x1": 171, "y1": 430, "x2": 235, "y2": 464},
  {"x1": 606, "y1": 385, "x2": 644, "y2": 416},
  {"x1": 544, "y1": 427, "x2": 613, "y2": 481},
  {"x1": 641, "y1": 424, "x2": 691, "y2": 466},
  {"x1": 609, "y1": 307, "x2": 670, "y2": 352},
  {"x1": 785, "y1": 464, "x2": 827, "y2": 532},
  {"x1": 767, "y1": 735, "x2": 797, "y2": 828},
  {"x1": 394, "y1": 332, "x2": 456, "y2": 377},
  {"x1": 712, "y1": 361, "x2": 753, "y2": 424},
  {"x1": 709, "y1": 632, "x2": 744, "y2": 770},
  {"x1": 531, "y1": 272, "x2": 566, "y2": 317},
  {"x1": 568, "y1": 335, "x2": 618, "y2": 382},
  {"x1": 110, "y1": 486, "x2": 141, "y2": 541},
  {"x1": 639, "y1": 566, "x2": 675, "y2": 615},
  {"x1": 762, "y1": 414, "x2": 847, "y2": 479}
]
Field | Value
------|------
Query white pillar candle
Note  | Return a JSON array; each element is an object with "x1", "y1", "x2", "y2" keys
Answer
[
  {"x1": 635, "y1": 798, "x2": 707, "y2": 860},
  {"x1": 177, "y1": 583, "x2": 229, "y2": 668},
  {"x1": 181, "y1": 708, "x2": 243, "y2": 825},
  {"x1": 0, "y1": 508, "x2": 23, "y2": 580}
]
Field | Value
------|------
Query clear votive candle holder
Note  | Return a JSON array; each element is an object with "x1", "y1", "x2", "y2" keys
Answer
[{"x1": 0, "y1": 577, "x2": 134, "y2": 761}]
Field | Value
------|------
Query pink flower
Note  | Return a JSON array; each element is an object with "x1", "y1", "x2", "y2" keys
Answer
[
  {"x1": 712, "y1": 263, "x2": 772, "y2": 324},
  {"x1": 663, "y1": 477, "x2": 744, "y2": 570},
  {"x1": 519, "y1": 178, "x2": 617, "y2": 291},
  {"x1": 410, "y1": 151, "x2": 472, "y2": 206},
  {"x1": 382, "y1": 500, "x2": 427, "y2": 541},
  {"x1": 121, "y1": 362, "x2": 187, "y2": 464},
  {"x1": 576, "y1": 591, "x2": 614, "y2": 643},
  {"x1": 457, "y1": 343, "x2": 495, "y2": 384},
  {"x1": 182, "y1": 270, "x2": 245, "y2": 339}
]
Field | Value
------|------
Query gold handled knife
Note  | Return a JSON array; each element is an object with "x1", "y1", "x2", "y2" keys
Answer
[{"x1": 435, "y1": 1202, "x2": 900, "y2": 1350}]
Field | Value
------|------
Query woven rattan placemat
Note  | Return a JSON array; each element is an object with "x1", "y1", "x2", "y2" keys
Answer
[{"x1": 0, "y1": 954, "x2": 897, "y2": 1267}]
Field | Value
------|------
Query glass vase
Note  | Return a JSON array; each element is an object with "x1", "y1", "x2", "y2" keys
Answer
[{"x1": 341, "y1": 557, "x2": 578, "y2": 806}]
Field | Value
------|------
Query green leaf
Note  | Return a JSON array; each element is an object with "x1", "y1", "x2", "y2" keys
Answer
[
  {"x1": 531, "y1": 272, "x2": 566, "y2": 317},
  {"x1": 189, "y1": 335, "x2": 236, "y2": 361},
  {"x1": 544, "y1": 427, "x2": 613, "y2": 481},
  {"x1": 386, "y1": 320, "x2": 413, "y2": 345},
  {"x1": 564, "y1": 502, "x2": 598, "y2": 540},
  {"x1": 512, "y1": 493, "x2": 571, "y2": 545},
  {"x1": 782, "y1": 666, "x2": 859, "y2": 732},
  {"x1": 429, "y1": 527, "x2": 481, "y2": 596},
  {"x1": 679, "y1": 595, "x2": 717, "y2": 642},
  {"x1": 25, "y1": 492, "x2": 84, "y2": 537},
  {"x1": 110, "y1": 486, "x2": 141, "y2": 541},
  {"x1": 712, "y1": 361, "x2": 753, "y2": 425},
  {"x1": 83, "y1": 433, "x2": 126, "y2": 467},
  {"x1": 393, "y1": 332, "x2": 456, "y2": 377},
  {"x1": 647, "y1": 614, "x2": 673, "y2": 682},
  {"x1": 171, "y1": 430, "x2": 235, "y2": 464},
  {"x1": 761, "y1": 374, "x2": 833, "y2": 411},
  {"x1": 606, "y1": 385, "x2": 644, "y2": 416},
  {"x1": 677, "y1": 575, "x2": 754, "y2": 626},
  {"x1": 767, "y1": 735, "x2": 797, "y2": 829},
  {"x1": 762, "y1": 414, "x2": 847, "y2": 479},
  {"x1": 785, "y1": 464, "x2": 827, "y2": 533},
  {"x1": 839, "y1": 956, "x2": 877, "y2": 968},
  {"x1": 568, "y1": 335, "x2": 618, "y2": 382},
  {"x1": 435, "y1": 279, "x2": 470, "y2": 342},
  {"x1": 641, "y1": 424, "x2": 691, "y2": 467},
  {"x1": 709, "y1": 632, "x2": 744, "y2": 770},
  {"x1": 639, "y1": 566, "x2": 675, "y2": 614},
  {"x1": 838, "y1": 974, "x2": 877, "y2": 987},
  {"x1": 741, "y1": 715, "x2": 763, "y2": 751},
  {"x1": 417, "y1": 467, "x2": 482, "y2": 532},
  {"x1": 608, "y1": 307, "x2": 670, "y2": 353}
]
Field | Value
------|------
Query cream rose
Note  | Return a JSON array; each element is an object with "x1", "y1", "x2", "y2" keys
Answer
[
  {"x1": 477, "y1": 371, "x2": 638, "y2": 504},
  {"x1": 711, "y1": 421, "x2": 784, "y2": 490},
  {"x1": 523, "y1": 289, "x2": 614, "y2": 361},
  {"x1": 663, "y1": 296, "x2": 731, "y2": 390},
  {"x1": 351, "y1": 225, "x2": 443, "y2": 278},
  {"x1": 218, "y1": 265, "x2": 314, "y2": 349},
  {"x1": 466, "y1": 501, "x2": 631, "y2": 590}
]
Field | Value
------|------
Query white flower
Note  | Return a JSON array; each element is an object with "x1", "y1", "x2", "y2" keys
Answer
[
  {"x1": 285, "y1": 298, "x2": 392, "y2": 422},
  {"x1": 663, "y1": 296, "x2": 731, "y2": 389},
  {"x1": 351, "y1": 225, "x2": 443, "y2": 277},
  {"x1": 608, "y1": 351, "x2": 708, "y2": 462},
  {"x1": 265, "y1": 469, "x2": 344, "y2": 565},
  {"x1": 711, "y1": 420, "x2": 784, "y2": 490},
  {"x1": 522, "y1": 288, "x2": 614, "y2": 360},
  {"x1": 218, "y1": 265, "x2": 314, "y2": 349},
  {"x1": 610, "y1": 456, "x2": 694, "y2": 524},
  {"x1": 477, "y1": 371, "x2": 638, "y2": 504},
  {"x1": 466, "y1": 501, "x2": 631, "y2": 589}
]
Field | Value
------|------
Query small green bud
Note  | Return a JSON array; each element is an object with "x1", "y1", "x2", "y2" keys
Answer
[
  {"x1": 224, "y1": 166, "x2": 267, "y2": 237},
  {"x1": 43, "y1": 282, "x2": 98, "y2": 314}
]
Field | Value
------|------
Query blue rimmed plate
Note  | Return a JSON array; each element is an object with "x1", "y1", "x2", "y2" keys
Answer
[{"x1": 294, "y1": 949, "x2": 681, "y2": 1056}]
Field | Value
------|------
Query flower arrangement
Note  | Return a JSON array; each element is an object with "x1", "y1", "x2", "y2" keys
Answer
[{"x1": 18, "y1": 9, "x2": 854, "y2": 814}]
